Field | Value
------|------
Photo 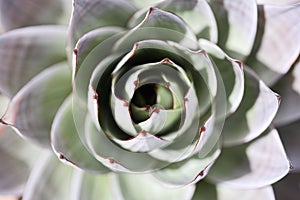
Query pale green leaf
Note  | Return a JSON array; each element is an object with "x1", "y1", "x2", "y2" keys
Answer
[
  {"x1": 3, "y1": 63, "x2": 71, "y2": 147},
  {"x1": 208, "y1": 128, "x2": 289, "y2": 189},
  {"x1": 0, "y1": 26, "x2": 67, "y2": 97}
]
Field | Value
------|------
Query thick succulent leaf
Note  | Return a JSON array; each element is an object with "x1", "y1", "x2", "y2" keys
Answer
[
  {"x1": 3, "y1": 63, "x2": 72, "y2": 147},
  {"x1": 152, "y1": 142, "x2": 220, "y2": 187},
  {"x1": 277, "y1": 119, "x2": 300, "y2": 172},
  {"x1": 129, "y1": 0, "x2": 162, "y2": 8},
  {"x1": 85, "y1": 115, "x2": 168, "y2": 172},
  {"x1": 207, "y1": 128, "x2": 290, "y2": 189},
  {"x1": 273, "y1": 60, "x2": 300, "y2": 126},
  {"x1": 222, "y1": 68, "x2": 280, "y2": 146},
  {"x1": 192, "y1": 181, "x2": 275, "y2": 200},
  {"x1": 0, "y1": 0, "x2": 71, "y2": 31},
  {"x1": 0, "y1": 125, "x2": 40, "y2": 195},
  {"x1": 256, "y1": 0, "x2": 300, "y2": 5},
  {"x1": 117, "y1": 7, "x2": 198, "y2": 51},
  {"x1": 208, "y1": 0, "x2": 257, "y2": 60},
  {"x1": 71, "y1": 171, "x2": 115, "y2": 200},
  {"x1": 74, "y1": 27, "x2": 125, "y2": 101},
  {"x1": 22, "y1": 152, "x2": 73, "y2": 200},
  {"x1": 199, "y1": 39, "x2": 244, "y2": 115},
  {"x1": 0, "y1": 25, "x2": 67, "y2": 97},
  {"x1": 113, "y1": 173, "x2": 196, "y2": 200},
  {"x1": 51, "y1": 96, "x2": 110, "y2": 173},
  {"x1": 157, "y1": 0, "x2": 218, "y2": 42},
  {"x1": 246, "y1": 4, "x2": 300, "y2": 85},
  {"x1": 0, "y1": 95, "x2": 9, "y2": 116},
  {"x1": 273, "y1": 172, "x2": 300, "y2": 200},
  {"x1": 69, "y1": 0, "x2": 137, "y2": 49}
]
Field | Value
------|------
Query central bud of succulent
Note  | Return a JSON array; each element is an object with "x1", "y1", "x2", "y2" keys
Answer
[{"x1": 130, "y1": 83, "x2": 174, "y2": 124}]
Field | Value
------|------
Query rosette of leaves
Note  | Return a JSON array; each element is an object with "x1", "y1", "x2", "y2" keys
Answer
[{"x1": 0, "y1": 0, "x2": 299, "y2": 199}]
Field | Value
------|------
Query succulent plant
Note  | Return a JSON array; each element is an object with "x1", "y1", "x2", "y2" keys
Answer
[{"x1": 0, "y1": 0, "x2": 299, "y2": 199}]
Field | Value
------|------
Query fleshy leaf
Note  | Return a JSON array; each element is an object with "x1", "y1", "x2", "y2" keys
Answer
[
  {"x1": 0, "y1": 125, "x2": 40, "y2": 195},
  {"x1": 246, "y1": 4, "x2": 300, "y2": 85},
  {"x1": 113, "y1": 173, "x2": 196, "y2": 200},
  {"x1": 85, "y1": 115, "x2": 168, "y2": 172},
  {"x1": 277, "y1": 119, "x2": 300, "y2": 172},
  {"x1": 222, "y1": 67, "x2": 280, "y2": 146},
  {"x1": 117, "y1": 7, "x2": 198, "y2": 51},
  {"x1": 0, "y1": 25, "x2": 67, "y2": 97},
  {"x1": 129, "y1": 0, "x2": 162, "y2": 8},
  {"x1": 207, "y1": 128, "x2": 290, "y2": 189},
  {"x1": 22, "y1": 152, "x2": 73, "y2": 200},
  {"x1": 71, "y1": 171, "x2": 115, "y2": 200},
  {"x1": 152, "y1": 142, "x2": 220, "y2": 187},
  {"x1": 157, "y1": 0, "x2": 218, "y2": 42},
  {"x1": 69, "y1": 0, "x2": 137, "y2": 49},
  {"x1": 273, "y1": 60, "x2": 300, "y2": 126},
  {"x1": 3, "y1": 63, "x2": 72, "y2": 147},
  {"x1": 208, "y1": 0, "x2": 257, "y2": 60},
  {"x1": 0, "y1": 0, "x2": 71, "y2": 30},
  {"x1": 192, "y1": 181, "x2": 275, "y2": 200},
  {"x1": 51, "y1": 96, "x2": 110, "y2": 173}
]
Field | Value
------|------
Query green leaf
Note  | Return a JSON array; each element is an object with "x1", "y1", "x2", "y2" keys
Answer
[
  {"x1": 129, "y1": 0, "x2": 163, "y2": 8},
  {"x1": 0, "y1": 125, "x2": 40, "y2": 195},
  {"x1": 71, "y1": 171, "x2": 115, "y2": 200},
  {"x1": 113, "y1": 173, "x2": 196, "y2": 200},
  {"x1": 117, "y1": 7, "x2": 198, "y2": 51},
  {"x1": 192, "y1": 181, "x2": 275, "y2": 200},
  {"x1": 207, "y1": 128, "x2": 290, "y2": 189},
  {"x1": 152, "y1": 142, "x2": 220, "y2": 187},
  {"x1": 3, "y1": 63, "x2": 71, "y2": 147},
  {"x1": 22, "y1": 152, "x2": 73, "y2": 200},
  {"x1": 51, "y1": 96, "x2": 110, "y2": 174},
  {"x1": 73, "y1": 27, "x2": 125, "y2": 101},
  {"x1": 157, "y1": 0, "x2": 218, "y2": 42},
  {"x1": 69, "y1": 0, "x2": 137, "y2": 49},
  {"x1": 85, "y1": 115, "x2": 169, "y2": 172},
  {"x1": 0, "y1": 0, "x2": 71, "y2": 30},
  {"x1": 0, "y1": 26, "x2": 67, "y2": 97},
  {"x1": 222, "y1": 68, "x2": 280, "y2": 146},
  {"x1": 208, "y1": 0, "x2": 257, "y2": 60},
  {"x1": 246, "y1": 4, "x2": 300, "y2": 85}
]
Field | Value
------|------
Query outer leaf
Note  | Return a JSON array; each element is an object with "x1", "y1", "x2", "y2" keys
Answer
[
  {"x1": 69, "y1": 0, "x2": 137, "y2": 49},
  {"x1": 273, "y1": 60, "x2": 300, "y2": 126},
  {"x1": 113, "y1": 173, "x2": 196, "y2": 200},
  {"x1": 0, "y1": 25, "x2": 67, "y2": 97},
  {"x1": 256, "y1": 0, "x2": 300, "y2": 5},
  {"x1": 22, "y1": 152, "x2": 73, "y2": 200},
  {"x1": 207, "y1": 128, "x2": 290, "y2": 189},
  {"x1": 157, "y1": 0, "x2": 218, "y2": 42},
  {"x1": 117, "y1": 7, "x2": 198, "y2": 51},
  {"x1": 51, "y1": 96, "x2": 110, "y2": 173},
  {"x1": 222, "y1": 68, "x2": 280, "y2": 146},
  {"x1": 0, "y1": 125, "x2": 40, "y2": 195},
  {"x1": 129, "y1": 0, "x2": 163, "y2": 8},
  {"x1": 0, "y1": 0, "x2": 71, "y2": 30},
  {"x1": 71, "y1": 171, "x2": 115, "y2": 200},
  {"x1": 246, "y1": 4, "x2": 300, "y2": 85},
  {"x1": 152, "y1": 142, "x2": 220, "y2": 187},
  {"x1": 192, "y1": 181, "x2": 275, "y2": 200},
  {"x1": 208, "y1": 0, "x2": 257, "y2": 60},
  {"x1": 3, "y1": 63, "x2": 72, "y2": 147}
]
